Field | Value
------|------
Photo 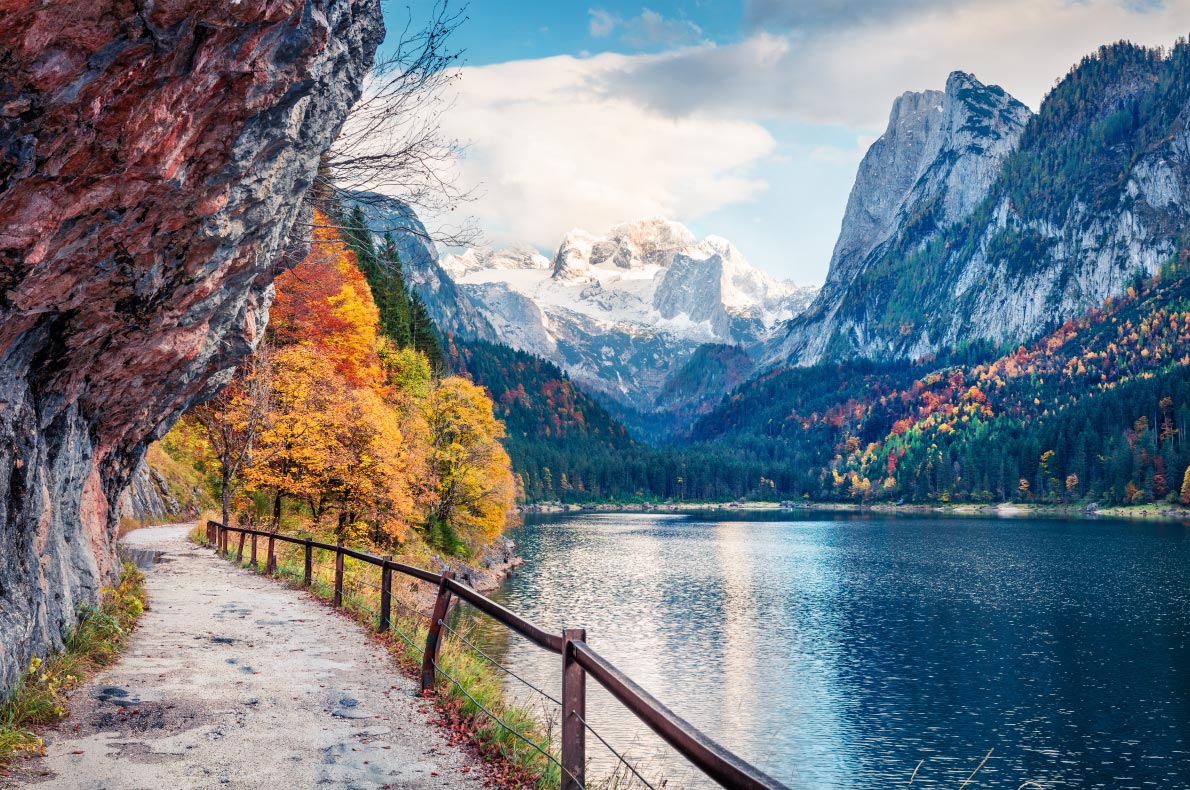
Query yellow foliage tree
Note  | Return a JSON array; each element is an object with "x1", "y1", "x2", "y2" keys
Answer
[
  {"x1": 423, "y1": 376, "x2": 515, "y2": 553},
  {"x1": 244, "y1": 345, "x2": 343, "y2": 530}
]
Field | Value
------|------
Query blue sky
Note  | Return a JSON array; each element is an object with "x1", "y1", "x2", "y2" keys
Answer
[{"x1": 383, "y1": 1, "x2": 1189, "y2": 284}]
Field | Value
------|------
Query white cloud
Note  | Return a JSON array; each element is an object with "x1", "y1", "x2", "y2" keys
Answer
[
  {"x1": 588, "y1": 9, "x2": 615, "y2": 38},
  {"x1": 434, "y1": 53, "x2": 777, "y2": 250},
  {"x1": 607, "y1": 0, "x2": 1190, "y2": 128},
  {"x1": 586, "y1": 7, "x2": 704, "y2": 48}
]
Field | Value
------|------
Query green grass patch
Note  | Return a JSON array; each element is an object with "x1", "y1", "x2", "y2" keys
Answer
[{"x1": 0, "y1": 562, "x2": 147, "y2": 768}]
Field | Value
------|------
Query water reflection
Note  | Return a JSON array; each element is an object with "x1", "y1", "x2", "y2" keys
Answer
[{"x1": 458, "y1": 511, "x2": 1190, "y2": 788}]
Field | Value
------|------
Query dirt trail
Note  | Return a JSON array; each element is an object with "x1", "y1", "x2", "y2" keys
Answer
[{"x1": 11, "y1": 526, "x2": 487, "y2": 789}]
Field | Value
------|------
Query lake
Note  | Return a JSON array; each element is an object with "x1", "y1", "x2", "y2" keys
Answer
[{"x1": 460, "y1": 510, "x2": 1190, "y2": 788}]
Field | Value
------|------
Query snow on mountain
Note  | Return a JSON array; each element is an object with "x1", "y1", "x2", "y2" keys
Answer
[{"x1": 442, "y1": 219, "x2": 817, "y2": 408}]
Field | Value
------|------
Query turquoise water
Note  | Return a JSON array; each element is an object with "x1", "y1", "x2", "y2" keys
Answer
[{"x1": 462, "y1": 511, "x2": 1190, "y2": 788}]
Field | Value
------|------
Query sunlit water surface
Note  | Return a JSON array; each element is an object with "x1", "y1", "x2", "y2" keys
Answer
[{"x1": 455, "y1": 511, "x2": 1190, "y2": 788}]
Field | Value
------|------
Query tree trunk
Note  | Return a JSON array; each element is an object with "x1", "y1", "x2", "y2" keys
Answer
[
  {"x1": 271, "y1": 490, "x2": 282, "y2": 534},
  {"x1": 221, "y1": 471, "x2": 231, "y2": 527}
]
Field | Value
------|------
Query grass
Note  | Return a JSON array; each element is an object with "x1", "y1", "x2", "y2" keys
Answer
[
  {"x1": 191, "y1": 524, "x2": 565, "y2": 788},
  {"x1": 0, "y1": 562, "x2": 147, "y2": 768}
]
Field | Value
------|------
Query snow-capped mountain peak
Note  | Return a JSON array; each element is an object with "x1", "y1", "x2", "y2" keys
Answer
[
  {"x1": 441, "y1": 219, "x2": 818, "y2": 408},
  {"x1": 442, "y1": 244, "x2": 550, "y2": 279}
]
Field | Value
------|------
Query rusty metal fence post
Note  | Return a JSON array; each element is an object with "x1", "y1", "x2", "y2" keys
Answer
[
  {"x1": 236, "y1": 532, "x2": 245, "y2": 563},
  {"x1": 250, "y1": 533, "x2": 257, "y2": 567},
  {"x1": 379, "y1": 556, "x2": 393, "y2": 633},
  {"x1": 562, "y1": 628, "x2": 587, "y2": 790},
  {"x1": 266, "y1": 533, "x2": 276, "y2": 574},
  {"x1": 420, "y1": 571, "x2": 456, "y2": 691},
  {"x1": 304, "y1": 540, "x2": 313, "y2": 587},
  {"x1": 333, "y1": 542, "x2": 344, "y2": 607}
]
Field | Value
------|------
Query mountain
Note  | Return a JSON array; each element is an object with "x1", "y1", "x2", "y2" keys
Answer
[
  {"x1": 769, "y1": 70, "x2": 1033, "y2": 365},
  {"x1": 772, "y1": 42, "x2": 1190, "y2": 366},
  {"x1": 691, "y1": 261, "x2": 1190, "y2": 506},
  {"x1": 343, "y1": 193, "x2": 500, "y2": 344},
  {"x1": 442, "y1": 219, "x2": 817, "y2": 412}
]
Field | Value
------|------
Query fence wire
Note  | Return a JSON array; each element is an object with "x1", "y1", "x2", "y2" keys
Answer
[
  {"x1": 438, "y1": 617, "x2": 563, "y2": 708},
  {"x1": 431, "y1": 657, "x2": 581, "y2": 789},
  {"x1": 574, "y1": 710, "x2": 659, "y2": 790}
]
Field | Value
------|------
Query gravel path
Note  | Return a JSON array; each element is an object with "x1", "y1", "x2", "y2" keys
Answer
[{"x1": 12, "y1": 525, "x2": 488, "y2": 789}]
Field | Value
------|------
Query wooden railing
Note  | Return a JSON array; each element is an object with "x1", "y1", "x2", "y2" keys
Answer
[{"x1": 205, "y1": 520, "x2": 789, "y2": 790}]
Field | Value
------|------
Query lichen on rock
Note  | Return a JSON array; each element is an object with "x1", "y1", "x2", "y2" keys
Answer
[{"x1": 0, "y1": 0, "x2": 383, "y2": 694}]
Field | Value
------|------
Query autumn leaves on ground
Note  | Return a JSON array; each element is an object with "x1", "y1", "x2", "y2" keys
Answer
[{"x1": 166, "y1": 209, "x2": 515, "y2": 563}]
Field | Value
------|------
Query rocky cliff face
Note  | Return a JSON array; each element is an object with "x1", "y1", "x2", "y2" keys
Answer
[
  {"x1": 119, "y1": 460, "x2": 185, "y2": 526},
  {"x1": 0, "y1": 0, "x2": 382, "y2": 694},
  {"x1": 769, "y1": 71, "x2": 1032, "y2": 364},
  {"x1": 773, "y1": 44, "x2": 1190, "y2": 367}
]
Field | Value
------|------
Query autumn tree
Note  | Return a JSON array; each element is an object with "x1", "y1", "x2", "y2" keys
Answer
[
  {"x1": 244, "y1": 345, "x2": 345, "y2": 531},
  {"x1": 270, "y1": 213, "x2": 382, "y2": 388},
  {"x1": 189, "y1": 342, "x2": 273, "y2": 526},
  {"x1": 423, "y1": 376, "x2": 515, "y2": 553}
]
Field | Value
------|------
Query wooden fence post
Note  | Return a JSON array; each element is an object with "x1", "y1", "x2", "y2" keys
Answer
[
  {"x1": 206, "y1": 522, "x2": 214, "y2": 545},
  {"x1": 561, "y1": 628, "x2": 587, "y2": 790},
  {"x1": 420, "y1": 571, "x2": 456, "y2": 692},
  {"x1": 250, "y1": 533, "x2": 257, "y2": 568},
  {"x1": 304, "y1": 541, "x2": 313, "y2": 587},
  {"x1": 219, "y1": 526, "x2": 227, "y2": 555},
  {"x1": 379, "y1": 556, "x2": 393, "y2": 633},
  {"x1": 333, "y1": 542, "x2": 344, "y2": 607},
  {"x1": 236, "y1": 531, "x2": 245, "y2": 563},
  {"x1": 266, "y1": 534, "x2": 276, "y2": 574}
]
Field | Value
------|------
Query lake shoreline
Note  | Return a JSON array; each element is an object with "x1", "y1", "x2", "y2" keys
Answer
[{"x1": 519, "y1": 500, "x2": 1190, "y2": 522}]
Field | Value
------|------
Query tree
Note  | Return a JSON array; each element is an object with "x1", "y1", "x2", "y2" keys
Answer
[
  {"x1": 324, "y1": 385, "x2": 415, "y2": 544},
  {"x1": 1180, "y1": 466, "x2": 1190, "y2": 505},
  {"x1": 244, "y1": 346, "x2": 344, "y2": 531},
  {"x1": 315, "y1": 0, "x2": 476, "y2": 247},
  {"x1": 423, "y1": 376, "x2": 515, "y2": 553},
  {"x1": 270, "y1": 212, "x2": 382, "y2": 388},
  {"x1": 189, "y1": 342, "x2": 273, "y2": 526}
]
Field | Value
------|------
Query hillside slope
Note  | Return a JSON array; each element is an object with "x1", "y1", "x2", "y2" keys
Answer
[{"x1": 696, "y1": 262, "x2": 1190, "y2": 505}]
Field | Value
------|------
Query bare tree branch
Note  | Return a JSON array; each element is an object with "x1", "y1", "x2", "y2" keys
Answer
[{"x1": 307, "y1": 0, "x2": 480, "y2": 249}]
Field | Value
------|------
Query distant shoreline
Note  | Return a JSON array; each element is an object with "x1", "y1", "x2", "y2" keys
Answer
[{"x1": 519, "y1": 500, "x2": 1190, "y2": 522}]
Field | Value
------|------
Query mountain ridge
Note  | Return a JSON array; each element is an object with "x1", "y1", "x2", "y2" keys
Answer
[{"x1": 771, "y1": 41, "x2": 1190, "y2": 368}]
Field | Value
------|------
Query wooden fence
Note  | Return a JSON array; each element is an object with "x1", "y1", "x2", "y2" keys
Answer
[{"x1": 205, "y1": 520, "x2": 789, "y2": 790}]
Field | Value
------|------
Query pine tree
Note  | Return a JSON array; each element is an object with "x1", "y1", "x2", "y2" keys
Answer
[{"x1": 410, "y1": 292, "x2": 445, "y2": 372}]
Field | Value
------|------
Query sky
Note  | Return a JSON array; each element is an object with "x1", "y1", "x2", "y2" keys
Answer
[{"x1": 384, "y1": 0, "x2": 1190, "y2": 285}]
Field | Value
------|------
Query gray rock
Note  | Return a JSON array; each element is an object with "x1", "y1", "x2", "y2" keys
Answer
[{"x1": 769, "y1": 71, "x2": 1032, "y2": 365}]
